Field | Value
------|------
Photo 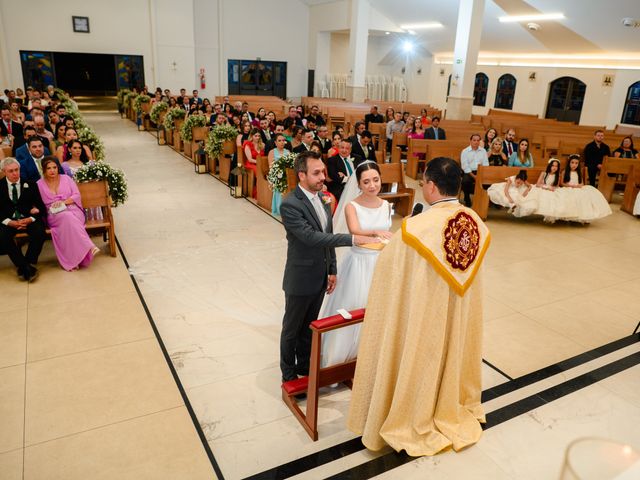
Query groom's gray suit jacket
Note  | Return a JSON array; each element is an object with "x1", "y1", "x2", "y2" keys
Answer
[{"x1": 280, "y1": 186, "x2": 352, "y2": 296}]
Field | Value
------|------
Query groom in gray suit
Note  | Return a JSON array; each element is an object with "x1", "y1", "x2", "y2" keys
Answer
[{"x1": 279, "y1": 151, "x2": 375, "y2": 383}]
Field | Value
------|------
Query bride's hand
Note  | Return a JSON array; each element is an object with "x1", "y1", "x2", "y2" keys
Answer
[{"x1": 374, "y1": 230, "x2": 393, "y2": 240}]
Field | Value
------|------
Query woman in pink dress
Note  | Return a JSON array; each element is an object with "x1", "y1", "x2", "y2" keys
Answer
[{"x1": 37, "y1": 157, "x2": 98, "y2": 271}]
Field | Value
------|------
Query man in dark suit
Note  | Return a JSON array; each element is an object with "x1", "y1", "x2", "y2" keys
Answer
[
  {"x1": 423, "y1": 116, "x2": 446, "y2": 140},
  {"x1": 326, "y1": 139, "x2": 363, "y2": 201},
  {"x1": 351, "y1": 130, "x2": 376, "y2": 161},
  {"x1": 190, "y1": 89, "x2": 203, "y2": 106},
  {"x1": 292, "y1": 130, "x2": 315, "y2": 154},
  {"x1": 279, "y1": 151, "x2": 374, "y2": 383},
  {"x1": 0, "y1": 158, "x2": 46, "y2": 281},
  {"x1": 0, "y1": 106, "x2": 24, "y2": 143},
  {"x1": 17, "y1": 137, "x2": 49, "y2": 183},
  {"x1": 364, "y1": 105, "x2": 384, "y2": 129},
  {"x1": 258, "y1": 118, "x2": 273, "y2": 146},
  {"x1": 502, "y1": 128, "x2": 517, "y2": 157},
  {"x1": 315, "y1": 125, "x2": 331, "y2": 154},
  {"x1": 304, "y1": 104, "x2": 325, "y2": 127}
]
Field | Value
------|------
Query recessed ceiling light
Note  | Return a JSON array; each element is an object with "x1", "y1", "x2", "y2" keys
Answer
[
  {"x1": 402, "y1": 41, "x2": 414, "y2": 53},
  {"x1": 499, "y1": 13, "x2": 564, "y2": 23},
  {"x1": 408, "y1": 30, "x2": 416, "y2": 35},
  {"x1": 399, "y1": 22, "x2": 443, "y2": 30},
  {"x1": 385, "y1": 31, "x2": 390, "y2": 35}
]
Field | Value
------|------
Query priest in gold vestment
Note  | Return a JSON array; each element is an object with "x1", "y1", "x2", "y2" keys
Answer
[{"x1": 347, "y1": 157, "x2": 491, "y2": 456}]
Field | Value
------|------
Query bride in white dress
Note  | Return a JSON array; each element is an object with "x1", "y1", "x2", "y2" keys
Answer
[{"x1": 319, "y1": 161, "x2": 392, "y2": 367}]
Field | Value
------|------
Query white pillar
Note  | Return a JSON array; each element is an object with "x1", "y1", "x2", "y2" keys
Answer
[
  {"x1": 0, "y1": 5, "x2": 13, "y2": 87},
  {"x1": 346, "y1": 0, "x2": 369, "y2": 102},
  {"x1": 315, "y1": 32, "x2": 331, "y2": 97},
  {"x1": 447, "y1": 0, "x2": 485, "y2": 120}
]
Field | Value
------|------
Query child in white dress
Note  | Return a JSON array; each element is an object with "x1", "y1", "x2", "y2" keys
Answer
[{"x1": 487, "y1": 169, "x2": 534, "y2": 217}]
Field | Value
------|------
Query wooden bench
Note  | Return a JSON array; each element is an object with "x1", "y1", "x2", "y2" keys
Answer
[
  {"x1": 255, "y1": 155, "x2": 273, "y2": 210},
  {"x1": 390, "y1": 132, "x2": 407, "y2": 164},
  {"x1": 282, "y1": 308, "x2": 365, "y2": 441},
  {"x1": 472, "y1": 166, "x2": 547, "y2": 220},
  {"x1": 378, "y1": 162, "x2": 415, "y2": 217},
  {"x1": 621, "y1": 165, "x2": 640, "y2": 216},
  {"x1": 598, "y1": 156, "x2": 638, "y2": 202},
  {"x1": 15, "y1": 180, "x2": 116, "y2": 257}
]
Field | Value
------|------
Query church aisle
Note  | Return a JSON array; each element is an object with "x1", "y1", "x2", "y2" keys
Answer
[{"x1": 95, "y1": 110, "x2": 640, "y2": 478}]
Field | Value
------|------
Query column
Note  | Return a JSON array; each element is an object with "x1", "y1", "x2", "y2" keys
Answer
[
  {"x1": 447, "y1": 0, "x2": 485, "y2": 120},
  {"x1": 345, "y1": 0, "x2": 369, "y2": 102},
  {"x1": 314, "y1": 32, "x2": 331, "y2": 97}
]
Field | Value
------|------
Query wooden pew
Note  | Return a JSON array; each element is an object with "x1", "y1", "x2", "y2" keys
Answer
[
  {"x1": 472, "y1": 165, "x2": 546, "y2": 220},
  {"x1": 377, "y1": 162, "x2": 415, "y2": 217},
  {"x1": 255, "y1": 155, "x2": 273, "y2": 210},
  {"x1": 390, "y1": 132, "x2": 407, "y2": 163},
  {"x1": 598, "y1": 156, "x2": 638, "y2": 202},
  {"x1": 15, "y1": 180, "x2": 117, "y2": 257},
  {"x1": 621, "y1": 165, "x2": 640, "y2": 216},
  {"x1": 406, "y1": 139, "x2": 466, "y2": 179},
  {"x1": 281, "y1": 309, "x2": 365, "y2": 441}
]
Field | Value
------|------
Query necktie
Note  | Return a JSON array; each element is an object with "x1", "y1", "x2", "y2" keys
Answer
[
  {"x1": 311, "y1": 195, "x2": 327, "y2": 231},
  {"x1": 343, "y1": 158, "x2": 353, "y2": 175},
  {"x1": 434, "y1": 128, "x2": 438, "y2": 140},
  {"x1": 11, "y1": 182, "x2": 18, "y2": 203},
  {"x1": 362, "y1": 144, "x2": 368, "y2": 158},
  {"x1": 34, "y1": 157, "x2": 43, "y2": 177},
  {"x1": 6, "y1": 122, "x2": 11, "y2": 134}
]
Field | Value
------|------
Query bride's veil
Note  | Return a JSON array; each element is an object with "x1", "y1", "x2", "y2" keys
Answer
[{"x1": 332, "y1": 173, "x2": 360, "y2": 235}]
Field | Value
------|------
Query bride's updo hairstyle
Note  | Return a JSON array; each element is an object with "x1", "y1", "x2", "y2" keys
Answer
[{"x1": 355, "y1": 161, "x2": 380, "y2": 184}]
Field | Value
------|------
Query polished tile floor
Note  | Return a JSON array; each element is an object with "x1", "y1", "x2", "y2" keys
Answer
[{"x1": 2, "y1": 107, "x2": 639, "y2": 479}]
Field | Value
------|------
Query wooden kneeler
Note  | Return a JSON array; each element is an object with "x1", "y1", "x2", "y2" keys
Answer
[{"x1": 281, "y1": 308, "x2": 365, "y2": 441}]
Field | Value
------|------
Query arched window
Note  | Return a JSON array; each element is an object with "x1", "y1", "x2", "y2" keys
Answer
[
  {"x1": 473, "y1": 73, "x2": 489, "y2": 106},
  {"x1": 494, "y1": 74, "x2": 516, "y2": 110},
  {"x1": 621, "y1": 81, "x2": 640, "y2": 125}
]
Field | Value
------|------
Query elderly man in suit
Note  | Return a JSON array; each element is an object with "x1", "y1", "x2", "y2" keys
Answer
[
  {"x1": 279, "y1": 151, "x2": 375, "y2": 384},
  {"x1": 326, "y1": 139, "x2": 363, "y2": 201},
  {"x1": 0, "y1": 158, "x2": 46, "y2": 281},
  {"x1": 0, "y1": 106, "x2": 23, "y2": 144}
]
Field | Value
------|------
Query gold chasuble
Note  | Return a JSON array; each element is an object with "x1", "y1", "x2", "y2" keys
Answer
[{"x1": 347, "y1": 201, "x2": 491, "y2": 456}]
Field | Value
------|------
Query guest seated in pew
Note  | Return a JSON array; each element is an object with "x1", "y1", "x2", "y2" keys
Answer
[
  {"x1": 61, "y1": 140, "x2": 90, "y2": 177},
  {"x1": 265, "y1": 123, "x2": 292, "y2": 155},
  {"x1": 349, "y1": 121, "x2": 366, "y2": 143},
  {"x1": 364, "y1": 105, "x2": 384, "y2": 129},
  {"x1": 385, "y1": 111, "x2": 404, "y2": 153},
  {"x1": 384, "y1": 107, "x2": 395, "y2": 123},
  {"x1": 258, "y1": 118, "x2": 273, "y2": 146},
  {"x1": 487, "y1": 169, "x2": 533, "y2": 216},
  {"x1": 315, "y1": 125, "x2": 331, "y2": 154},
  {"x1": 305, "y1": 104, "x2": 325, "y2": 127},
  {"x1": 214, "y1": 113, "x2": 228, "y2": 126},
  {"x1": 0, "y1": 158, "x2": 46, "y2": 281},
  {"x1": 583, "y1": 130, "x2": 611, "y2": 187},
  {"x1": 52, "y1": 123, "x2": 66, "y2": 149},
  {"x1": 56, "y1": 127, "x2": 93, "y2": 164},
  {"x1": 502, "y1": 128, "x2": 517, "y2": 157},
  {"x1": 487, "y1": 137, "x2": 507, "y2": 166},
  {"x1": 327, "y1": 139, "x2": 363, "y2": 201},
  {"x1": 243, "y1": 128, "x2": 264, "y2": 198},
  {"x1": 420, "y1": 108, "x2": 431, "y2": 128},
  {"x1": 613, "y1": 136, "x2": 639, "y2": 159},
  {"x1": 423, "y1": 116, "x2": 445, "y2": 140},
  {"x1": 253, "y1": 107, "x2": 267, "y2": 127},
  {"x1": 267, "y1": 111, "x2": 277, "y2": 131},
  {"x1": 481, "y1": 128, "x2": 497, "y2": 151},
  {"x1": 36, "y1": 157, "x2": 99, "y2": 271},
  {"x1": 535, "y1": 158, "x2": 561, "y2": 191},
  {"x1": 287, "y1": 106, "x2": 303, "y2": 127},
  {"x1": 461, "y1": 134, "x2": 489, "y2": 207},
  {"x1": 327, "y1": 132, "x2": 342, "y2": 158},
  {"x1": 349, "y1": 130, "x2": 374, "y2": 162},
  {"x1": 293, "y1": 129, "x2": 315, "y2": 153},
  {"x1": 236, "y1": 121, "x2": 252, "y2": 151},
  {"x1": 290, "y1": 126, "x2": 304, "y2": 151},
  {"x1": 508, "y1": 138, "x2": 534, "y2": 168},
  {"x1": 18, "y1": 136, "x2": 51, "y2": 183}
]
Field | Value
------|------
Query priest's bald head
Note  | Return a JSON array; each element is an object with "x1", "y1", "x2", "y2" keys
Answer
[{"x1": 422, "y1": 157, "x2": 463, "y2": 205}]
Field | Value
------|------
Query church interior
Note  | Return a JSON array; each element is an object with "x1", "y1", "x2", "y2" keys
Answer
[{"x1": 1, "y1": 1, "x2": 640, "y2": 479}]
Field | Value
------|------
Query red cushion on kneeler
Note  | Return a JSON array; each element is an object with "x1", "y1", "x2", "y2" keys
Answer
[
  {"x1": 282, "y1": 376, "x2": 309, "y2": 395},
  {"x1": 311, "y1": 308, "x2": 366, "y2": 330}
]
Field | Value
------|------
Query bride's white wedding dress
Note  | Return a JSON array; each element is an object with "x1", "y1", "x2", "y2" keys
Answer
[{"x1": 318, "y1": 197, "x2": 391, "y2": 367}]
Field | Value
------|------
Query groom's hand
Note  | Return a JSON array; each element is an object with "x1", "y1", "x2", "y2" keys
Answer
[
  {"x1": 353, "y1": 235, "x2": 380, "y2": 246},
  {"x1": 326, "y1": 275, "x2": 337, "y2": 294}
]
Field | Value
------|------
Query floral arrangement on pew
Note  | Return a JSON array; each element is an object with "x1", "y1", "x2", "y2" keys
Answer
[
  {"x1": 163, "y1": 107, "x2": 187, "y2": 130},
  {"x1": 133, "y1": 94, "x2": 151, "y2": 114},
  {"x1": 149, "y1": 100, "x2": 168, "y2": 124},
  {"x1": 267, "y1": 151, "x2": 297, "y2": 194},
  {"x1": 180, "y1": 113, "x2": 208, "y2": 142},
  {"x1": 55, "y1": 90, "x2": 106, "y2": 161},
  {"x1": 116, "y1": 89, "x2": 131, "y2": 112},
  {"x1": 75, "y1": 161, "x2": 128, "y2": 207},
  {"x1": 204, "y1": 123, "x2": 238, "y2": 159},
  {"x1": 122, "y1": 91, "x2": 138, "y2": 111}
]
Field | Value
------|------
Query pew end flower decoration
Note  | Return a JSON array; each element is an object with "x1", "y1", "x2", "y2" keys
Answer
[
  {"x1": 180, "y1": 113, "x2": 208, "y2": 142},
  {"x1": 267, "y1": 151, "x2": 296, "y2": 194},
  {"x1": 149, "y1": 101, "x2": 169, "y2": 124},
  {"x1": 163, "y1": 107, "x2": 187, "y2": 130},
  {"x1": 75, "y1": 162, "x2": 128, "y2": 207},
  {"x1": 205, "y1": 124, "x2": 238, "y2": 159}
]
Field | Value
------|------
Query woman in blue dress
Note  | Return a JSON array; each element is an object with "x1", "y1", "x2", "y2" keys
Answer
[
  {"x1": 508, "y1": 138, "x2": 534, "y2": 167},
  {"x1": 267, "y1": 133, "x2": 290, "y2": 215}
]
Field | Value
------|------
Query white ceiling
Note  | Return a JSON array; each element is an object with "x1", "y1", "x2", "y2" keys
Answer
[{"x1": 330, "y1": 0, "x2": 640, "y2": 56}]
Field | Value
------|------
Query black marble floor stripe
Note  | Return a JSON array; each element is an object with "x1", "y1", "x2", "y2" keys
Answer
[
  {"x1": 326, "y1": 350, "x2": 640, "y2": 480},
  {"x1": 243, "y1": 438, "x2": 365, "y2": 480},
  {"x1": 482, "y1": 332, "x2": 640, "y2": 402},
  {"x1": 482, "y1": 359, "x2": 513, "y2": 381},
  {"x1": 116, "y1": 238, "x2": 224, "y2": 480}
]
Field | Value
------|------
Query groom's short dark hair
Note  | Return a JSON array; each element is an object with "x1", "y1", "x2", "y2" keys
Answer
[{"x1": 295, "y1": 151, "x2": 322, "y2": 175}]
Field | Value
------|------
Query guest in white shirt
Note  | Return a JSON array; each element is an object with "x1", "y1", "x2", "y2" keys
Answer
[
  {"x1": 385, "y1": 112, "x2": 405, "y2": 154},
  {"x1": 461, "y1": 134, "x2": 489, "y2": 207}
]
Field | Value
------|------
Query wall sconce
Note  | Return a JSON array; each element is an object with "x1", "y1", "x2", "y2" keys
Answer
[
  {"x1": 439, "y1": 68, "x2": 445, "y2": 76},
  {"x1": 169, "y1": 61, "x2": 177, "y2": 71},
  {"x1": 417, "y1": 67, "x2": 422, "y2": 75},
  {"x1": 401, "y1": 67, "x2": 406, "y2": 74},
  {"x1": 602, "y1": 75, "x2": 614, "y2": 87},
  {"x1": 529, "y1": 71, "x2": 536, "y2": 81}
]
